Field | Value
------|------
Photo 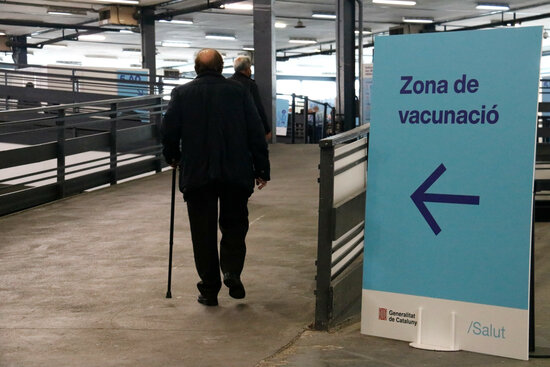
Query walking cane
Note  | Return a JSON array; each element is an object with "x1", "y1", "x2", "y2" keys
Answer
[{"x1": 166, "y1": 168, "x2": 176, "y2": 299}]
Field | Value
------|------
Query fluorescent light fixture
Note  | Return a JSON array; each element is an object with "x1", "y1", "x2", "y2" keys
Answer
[
  {"x1": 47, "y1": 7, "x2": 87, "y2": 16},
  {"x1": 47, "y1": 10, "x2": 75, "y2": 15},
  {"x1": 205, "y1": 33, "x2": 236, "y2": 40},
  {"x1": 0, "y1": 31, "x2": 5, "y2": 36},
  {"x1": 119, "y1": 29, "x2": 135, "y2": 34},
  {"x1": 222, "y1": 3, "x2": 253, "y2": 10},
  {"x1": 289, "y1": 37, "x2": 317, "y2": 44},
  {"x1": 402, "y1": 16, "x2": 434, "y2": 23},
  {"x1": 159, "y1": 19, "x2": 194, "y2": 25},
  {"x1": 373, "y1": 0, "x2": 416, "y2": 5},
  {"x1": 85, "y1": 54, "x2": 118, "y2": 59},
  {"x1": 161, "y1": 41, "x2": 190, "y2": 47},
  {"x1": 93, "y1": 0, "x2": 139, "y2": 4},
  {"x1": 312, "y1": 12, "x2": 337, "y2": 19},
  {"x1": 56, "y1": 60, "x2": 82, "y2": 65},
  {"x1": 476, "y1": 3, "x2": 510, "y2": 11},
  {"x1": 355, "y1": 28, "x2": 372, "y2": 35},
  {"x1": 274, "y1": 21, "x2": 287, "y2": 28},
  {"x1": 163, "y1": 58, "x2": 188, "y2": 62},
  {"x1": 243, "y1": 46, "x2": 254, "y2": 51},
  {"x1": 78, "y1": 34, "x2": 106, "y2": 41}
]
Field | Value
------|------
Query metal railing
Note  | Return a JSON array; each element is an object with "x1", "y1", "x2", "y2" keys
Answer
[
  {"x1": 0, "y1": 94, "x2": 167, "y2": 216},
  {"x1": 0, "y1": 62, "x2": 188, "y2": 109},
  {"x1": 315, "y1": 124, "x2": 369, "y2": 330},
  {"x1": 277, "y1": 93, "x2": 336, "y2": 144}
]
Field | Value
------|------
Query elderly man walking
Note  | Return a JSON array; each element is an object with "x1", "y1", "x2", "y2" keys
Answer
[
  {"x1": 161, "y1": 49, "x2": 270, "y2": 306},
  {"x1": 229, "y1": 55, "x2": 272, "y2": 141}
]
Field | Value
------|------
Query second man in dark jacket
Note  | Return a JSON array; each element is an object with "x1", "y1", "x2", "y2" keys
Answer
[{"x1": 229, "y1": 55, "x2": 272, "y2": 141}]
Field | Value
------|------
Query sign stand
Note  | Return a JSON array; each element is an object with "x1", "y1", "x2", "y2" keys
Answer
[{"x1": 409, "y1": 308, "x2": 459, "y2": 352}]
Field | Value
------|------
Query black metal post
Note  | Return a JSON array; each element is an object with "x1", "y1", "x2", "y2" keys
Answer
[
  {"x1": 323, "y1": 103, "x2": 328, "y2": 139},
  {"x1": 336, "y1": 0, "x2": 356, "y2": 132},
  {"x1": 166, "y1": 168, "x2": 177, "y2": 299},
  {"x1": 315, "y1": 140, "x2": 336, "y2": 330},
  {"x1": 109, "y1": 102, "x2": 118, "y2": 185},
  {"x1": 154, "y1": 96, "x2": 163, "y2": 173},
  {"x1": 291, "y1": 93, "x2": 296, "y2": 144},
  {"x1": 253, "y1": 0, "x2": 276, "y2": 143},
  {"x1": 56, "y1": 108, "x2": 66, "y2": 198},
  {"x1": 140, "y1": 6, "x2": 156, "y2": 95},
  {"x1": 529, "y1": 196, "x2": 535, "y2": 352},
  {"x1": 304, "y1": 96, "x2": 309, "y2": 144}
]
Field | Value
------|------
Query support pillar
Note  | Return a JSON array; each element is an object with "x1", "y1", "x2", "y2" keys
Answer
[
  {"x1": 140, "y1": 6, "x2": 156, "y2": 95},
  {"x1": 253, "y1": 0, "x2": 276, "y2": 142},
  {"x1": 11, "y1": 35, "x2": 28, "y2": 67},
  {"x1": 336, "y1": 0, "x2": 356, "y2": 131}
]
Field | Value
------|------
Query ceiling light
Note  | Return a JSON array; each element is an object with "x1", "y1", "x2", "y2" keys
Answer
[
  {"x1": 294, "y1": 19, "x2": 306, "y2": 28},
  {"x1": 275, "y1": 22, "x2": 287, "y2": 29},
  {"x1": 355, "y1": 28, "x2": 372, "y2": 35},
  {"x1": 373, "y1": 0, "x2": 416, "y2": 5},
  {"x1": 56, "y1": 60, "x2": 82, "y2": 65},
  {"x1": 0, "y1": 31, "x2": 5, "y2": 36},
  {"x1": 93, "y1": 0, "x2": 139, "y2": 4},
  {"x1": 205, "y1": 33, "x2": 236, "y2": 41},
  {"x1": 119, "y1": 29, "x2": 135, "y2": 34},
  {"x1": 85, "y1": 54, "x2": 118, "y2": 59},
  {"x1": 312, "y1": 12, "x2": 337, "y2": 19},
  {"x1": 78, "y1": 34, "x2": 106, "y2": 41},
  {"x1": 243, "y1": 46, "x2": 254, "y2": 51},
  {"x1": 47, "y1": 7, "x2": 87, "y2": 16},
  {"x1": 402, "y1": 16, "x2": 434, "y2": 23},
  {"x1": 163, "y1": 58, "x2": 188, "y2": 62},
  {"x1": 476, "y1": 3, "x2": 510, "y2": 11},
  {"x1": 161, "y1": 41, "x2": 190, "y2": 47},
  {"x1": 222, "y1": 3, "x2": 253, "y2": 10},
  {"x1": 289, "y1": 38, "x2": 317, "y2": 44},
  {"x1": 47, "y1": 10, "x2": 76, "y2": 16},
  {"x1": 159, "y1": 19, "x2": 194, "y2": 25}
]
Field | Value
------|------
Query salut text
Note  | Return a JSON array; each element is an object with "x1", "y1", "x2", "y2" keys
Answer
[
  {"x1": 400, "y1": 74, "x2": 479, "y2": 95},
  {"x1": 468, "y1": 321, "x2": 506, "y2": 339}
]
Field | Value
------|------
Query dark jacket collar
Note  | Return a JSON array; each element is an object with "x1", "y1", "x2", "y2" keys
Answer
[
  {"x1": 231, "y1": 71, "x2": 251, "y2": 80},
  {"x1": 196, "y1": 71, "x2": 225, "y2": 79}
]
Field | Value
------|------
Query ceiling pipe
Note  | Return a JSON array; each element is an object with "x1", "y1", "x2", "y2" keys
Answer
[
  {"x1": 445, "y1": 11, "x2": 550, "y2": 31},
  {"x1": 0, "y1": 18, "x2": 122, "y2": 32}
]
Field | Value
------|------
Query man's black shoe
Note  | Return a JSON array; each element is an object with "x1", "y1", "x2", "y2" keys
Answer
[
  {"x1": 197, "y1": 294, "x2": 218, "y2": 306},
  {"x1": 223, "y1": 273, "x2": 246, "y2": 299}
]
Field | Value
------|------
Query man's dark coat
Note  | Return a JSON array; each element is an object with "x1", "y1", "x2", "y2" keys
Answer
[
  {"x1": 161, "y1": 71, "x2": 270, "y2": 196},
  {"x1": 229, "y1": 72, "x2": 271, "y2": 135}
]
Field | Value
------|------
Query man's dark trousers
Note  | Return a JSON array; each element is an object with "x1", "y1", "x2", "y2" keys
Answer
[{"x1": 185, "y1": 182, "x2": 249, "y2": 298}]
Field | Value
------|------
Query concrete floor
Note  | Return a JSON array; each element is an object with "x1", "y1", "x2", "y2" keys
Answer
[{"x1": 1, "y1": 143, "x2": 549, "y2": 366}]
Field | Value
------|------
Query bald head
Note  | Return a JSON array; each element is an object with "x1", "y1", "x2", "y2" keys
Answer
[{"x1": 195, "y1": 48, "x2": 224, "y2": 75}]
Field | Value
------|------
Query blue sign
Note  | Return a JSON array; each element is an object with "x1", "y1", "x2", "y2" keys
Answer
[
  {"x1": 117, "y1": 70, "x2": 149, "y2": 96},
  {"x1": 361, "y1": 27, "x2": 542, "y2": 360},
  {"x1": 276, "y1": 98, "x2": 289, "y2": 136}
]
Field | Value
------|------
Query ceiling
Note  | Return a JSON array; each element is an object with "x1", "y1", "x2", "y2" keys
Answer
[{"x1": 1, "y1": 0, "x2": 550, "y2": 73}]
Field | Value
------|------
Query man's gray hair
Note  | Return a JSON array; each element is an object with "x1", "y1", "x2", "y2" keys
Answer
[{"x1": 234, "y1": 55, "x2": 252, "y2": 72}]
